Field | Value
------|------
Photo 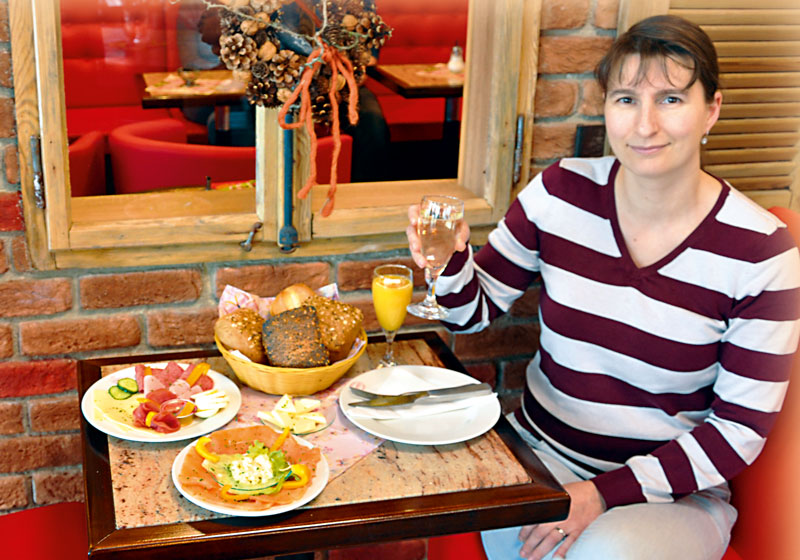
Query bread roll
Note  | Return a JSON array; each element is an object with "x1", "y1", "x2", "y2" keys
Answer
[
  {"x1": 262, "y1": 306, "x2": 330, "y2": 368},
  {"x1": 305, "y1": 295, "x2": 364, "y2": 362},
  {"x1": 270, "y1": 283, "x2": 315, "y2": 316},
  {"x1": 215, "y1": 308, "x2": 266, "y2": 363}
]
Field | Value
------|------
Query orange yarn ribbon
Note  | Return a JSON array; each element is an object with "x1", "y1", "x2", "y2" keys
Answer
[{"x1": 277, "y1": 43, "x2": 360, "y2": 217}]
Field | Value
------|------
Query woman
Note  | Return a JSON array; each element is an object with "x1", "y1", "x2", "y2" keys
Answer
[{"x1": 407, "y1": 15, "x2": 800, "y2": 560}]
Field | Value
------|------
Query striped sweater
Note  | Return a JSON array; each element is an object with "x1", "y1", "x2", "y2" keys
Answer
[{"x1": 437, "y1": 157, "x2": 800, "y2": 508}]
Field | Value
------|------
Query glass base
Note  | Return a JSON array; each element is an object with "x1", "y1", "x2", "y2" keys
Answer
[{"x1": 407, "y1": 300, "x2": 450, "y2": 320}]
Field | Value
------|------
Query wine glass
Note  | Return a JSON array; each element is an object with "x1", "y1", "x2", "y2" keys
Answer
[
  {"x1": 407, "y1": 195, "x2": 464, "y2": 320},
  {"x1": 372, "y1": 264, "x2": 414, "y2": 367}
]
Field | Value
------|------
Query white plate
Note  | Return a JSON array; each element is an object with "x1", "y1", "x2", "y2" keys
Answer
[
  {"x1": 80, "y1": 362, "x2": 242, "y2": 443},
  {"x1": 171, "y1": 432, "x2": 329, "y2": 517},
  {"x1": 339, "y1": 365, "x2": 501, "y2": 445}
]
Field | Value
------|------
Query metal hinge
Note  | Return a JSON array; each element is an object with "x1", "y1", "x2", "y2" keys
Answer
[
  {"x1": 30, "y1": 135, "x2": 45, "y2": 209},
  {"x1": 512, "y1": 115, "x2": 524, "y2": 185}
]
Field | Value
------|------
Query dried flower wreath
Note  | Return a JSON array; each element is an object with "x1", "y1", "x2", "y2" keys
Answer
[{"x1": 202, "y1": 0, "x2": 391, "y2": 216}]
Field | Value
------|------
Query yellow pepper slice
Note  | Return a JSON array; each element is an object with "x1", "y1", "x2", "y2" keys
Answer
[
  {"x1": 282, "y1": 464, "x2": 310, "y2": 489},
  {"x1": 220, "y1": 484, "x2": 252, "y2": 502},
  {"x1": 195, "y1": 436, "x2": 219, "y2": 463},
  {"x1": 270, "y1": 426, "x2": 291, "y2": 452},
  {"x1": 144, "y1": 366, "x2": 152, "y2": 376},
  {"x1": 145, "y1": 411, "x2": 156, "y2": 427},
  {"x1": 186, "y1": 362, "x2": 210, "y2": 386}
]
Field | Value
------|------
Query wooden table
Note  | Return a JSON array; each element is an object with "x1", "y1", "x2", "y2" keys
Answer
[
  {"x1": 78, "y1": 332, "x2": 569, "y2": 560},
  {"x1": 367, "y1": 63, "x2": 464, "y2": 122}
]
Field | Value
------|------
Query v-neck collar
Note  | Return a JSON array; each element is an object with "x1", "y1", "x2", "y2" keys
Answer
[{"x1": 605, "y1": 159, "x2": 729, "y2": 275}]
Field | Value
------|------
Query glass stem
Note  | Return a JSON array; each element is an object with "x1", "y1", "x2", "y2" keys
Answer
[
  {"x1": 382, "y1": 329, "x2": 397, "y2": 365},
  {"x1": 423, "y1": 267, "x2": 440, "y2": 306}
]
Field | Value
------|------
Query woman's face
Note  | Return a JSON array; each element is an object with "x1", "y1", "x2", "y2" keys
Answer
[{"x1": 604, "y1": 54, "x2": 722, "y2": 182}]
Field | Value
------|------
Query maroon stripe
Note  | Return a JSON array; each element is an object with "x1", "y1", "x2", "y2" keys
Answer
[
  {"x1": 720, "y1": 342, "x2": 795, "y2": 383},
  {"x1": 693, "y1": 423, "x2": 749, "y2": 480},
  {"x1": 651, "y1": 440, "x2": 699, "y2": 495},
  {"x1": 732, "y1": 287, "x2": 800, "y2": 322},
  {"x1": 695, "y1": 219, "x2": 798, "y2": 263},
  {"x1": 712, "y1": 397, "x2": 780, "y2": 438},
  {"x1": 475, "y1": 243, "x2": 539, "y2": 292},
  {"x1": 592, "y1": 466, "x2": 647, "y2": 508},
  {"x1": 438, "y1": 270, "x2": 480, "y2": 309},
  {"x1": 522, "y1": 385, "x2": 667, "y2": 464},
  {"x1": 539, "y1": 349, "x2": 714, "y2": 415},
  {"x1": 540, "y1": 290, "x2": 718, "y2": 372},
  {"x1": 541, "y1": 160, "x2": 617, "y2": 218},
  {"x1": 503, "y1": 198, "x2": 539, "y2": 251},
  {"x1": 442, "y1": 243, "x2": 471, "y2": 277}
]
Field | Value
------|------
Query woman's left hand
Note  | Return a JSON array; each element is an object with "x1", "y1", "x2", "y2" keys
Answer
[{"x1": 517, "y1": 480, "x2": 606, "y2": 559}]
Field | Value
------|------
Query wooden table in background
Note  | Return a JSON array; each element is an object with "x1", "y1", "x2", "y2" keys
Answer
[
  {"x1": 78, "y1": 331, "x2": 569, "y2": 560},
  {"x1": 367, "y1": 63, "x2": 464, "y2": 122}
]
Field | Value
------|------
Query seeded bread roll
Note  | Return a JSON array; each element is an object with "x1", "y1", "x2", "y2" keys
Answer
[
  {"x1": 305, "y1": 295, "x2": 364, "y2": 362},
  {"x1": 215, "y1": 308, "x2": 266, "y2": 363},
  {"x1": 262, "y1": 306, "x2": 330, "y2": 368}
]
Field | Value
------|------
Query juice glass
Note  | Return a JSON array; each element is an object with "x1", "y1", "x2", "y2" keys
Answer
[{"x1": 372, "y1": 264, "x2": 414, "y2": 367}]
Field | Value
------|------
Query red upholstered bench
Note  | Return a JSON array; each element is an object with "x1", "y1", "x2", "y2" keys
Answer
[
  {"x1": 371, "y1": 0, "x2": 468, "y2": 142},
  {"x1": 0, "y1": 502, "x2": 88, "y2": 559}
]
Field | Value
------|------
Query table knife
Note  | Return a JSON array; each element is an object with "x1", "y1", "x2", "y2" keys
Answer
[{"x1": 349, "y1": 382, "x2": 492, "y2": 407}]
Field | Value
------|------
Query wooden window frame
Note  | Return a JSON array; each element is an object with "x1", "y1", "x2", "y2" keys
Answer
[{"x1": 11, "y1": 0, "x2": 541, "y2": 270}]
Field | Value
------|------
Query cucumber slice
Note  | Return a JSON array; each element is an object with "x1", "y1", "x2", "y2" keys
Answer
[
  {"x1": 117, "y1": 378, "x2": 139, "y2": 394},
  {"x1": 108, "y1": 385, "x2": 133, "y2": 400}
]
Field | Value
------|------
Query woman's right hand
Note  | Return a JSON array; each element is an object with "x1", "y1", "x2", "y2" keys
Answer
[{"x1": 406, "y1": 204, "x2": 470, "y2": 269}]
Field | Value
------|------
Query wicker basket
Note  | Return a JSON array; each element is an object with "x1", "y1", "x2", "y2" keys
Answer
[{"x1": 215, "y1": 329, "x2": 367, "y2": 395}]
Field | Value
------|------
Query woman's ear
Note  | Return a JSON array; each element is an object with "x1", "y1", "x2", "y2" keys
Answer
[{"x1": 705, "y1": 90, "x2": 723, "y2": 133}]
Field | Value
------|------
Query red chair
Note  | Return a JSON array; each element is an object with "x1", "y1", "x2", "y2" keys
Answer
[
  {"x1": 0, "y1": 501, "x2": 87, "y2": 559},
  {"x1": 428, "y1": 207, "x2": 800, "y2": 560},
  {"x1": 109, "y1": 119, "x2": 352, "y2": 194},
  {"x1": 68, "y1": 130, "x2": 106, "y2": 196}
]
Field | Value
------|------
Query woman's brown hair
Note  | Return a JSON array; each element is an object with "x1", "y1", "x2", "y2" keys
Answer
[{"x1": 595, "y1": 15, "x2": 720, "y2": 101}]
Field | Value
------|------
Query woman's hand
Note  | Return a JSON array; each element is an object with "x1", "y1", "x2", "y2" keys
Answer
[
  {"x1": 406, "y1": 204, "x2": 470, "y2": 269},
  {"x1": 517, "y1": 480, "x2": 606, "y2": 559}
]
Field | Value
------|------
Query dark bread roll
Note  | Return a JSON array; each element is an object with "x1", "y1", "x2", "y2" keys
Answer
[
  {"x1": 262, "y1": 306, "x2": 330, "y2": 368},
  {"x1": 305, "y1": 295, "x2": 364, "y2": 362},
  {"x1": 215, "y1": 308, "x2": 266, "y2": 363}
]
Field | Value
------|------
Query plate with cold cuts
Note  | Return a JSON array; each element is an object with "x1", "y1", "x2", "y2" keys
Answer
[{"x1": 80, "y1": 361, "x2": 241, "y2": 443}]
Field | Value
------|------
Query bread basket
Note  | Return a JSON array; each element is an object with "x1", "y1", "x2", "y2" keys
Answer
[{"x1": 215, "y1": 328, "x2": 367, "y2": 395}]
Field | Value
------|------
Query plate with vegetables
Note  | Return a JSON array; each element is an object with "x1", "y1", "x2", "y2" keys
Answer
[
  {"x1": 172, "y1": 425, "x2": 329, "y2": 516},
  {"x1": 80, "y1": 361, "x2": 242, "y2": 443}
]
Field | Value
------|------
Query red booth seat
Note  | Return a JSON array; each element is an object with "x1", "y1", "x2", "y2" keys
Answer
[
  {"x1": 370, "y1": 0, "x2": 468, "y2": 142},
  {"x1": 0, "y1": 501, "x2": 88, "y2": 559},
  {"x1": 109, "y1": 119, "x2": 352, "y2": 194},
  {"x1": 68, "y1": 130, "x2": 106, "y2": 196}
]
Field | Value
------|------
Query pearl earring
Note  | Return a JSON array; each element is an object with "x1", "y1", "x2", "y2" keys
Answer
[{"x1": 701, "y1": 133, "x2": 708, "y2": 145}]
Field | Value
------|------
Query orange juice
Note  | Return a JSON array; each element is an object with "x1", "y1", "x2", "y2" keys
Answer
[{"x1": 372, "y1": 274, "x2": 413, "y2": 332}]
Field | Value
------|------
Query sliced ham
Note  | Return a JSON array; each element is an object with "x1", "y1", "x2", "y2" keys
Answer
[
  {"x1": 132, "y1": 400, "x2": 160, "y2": 427},
  {"x1": 143, "y1": 374, "x2": 166, "y2": 395},
  {"x1": 148, "y1": 411, "x2": 181, "y2": 433},
  {"x1": 134, "y1": 364, "x2": 149, "y2": 390},
  {"x1": 145, "y1": 388, "x2": 177, "y2": 405},
  {"x1": 195, "y1": 374, "x2": 214, "y2": 391},
  {"x1": 153, "y1": 362, "x2": 184, "y2": 387},
  {"x1": 168, "y1": 379, "x2": 192, "y2": 400}
]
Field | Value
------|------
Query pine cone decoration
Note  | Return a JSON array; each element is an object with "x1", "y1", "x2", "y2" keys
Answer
[
  {"x1": 220, "y1": 33, "x2": 259, "y2": 71},
  {"x1": 250, "y1": 0, "x2": 283, "y2": 12},
  {"x1": 357, "y1": 12, "x2": 391, "y2": 51},
  {"x1": 310, "y1": 93, "x2": 334, "y2": 123},
  {"x1": 246, "y1": 78, "x2": 281, "y2": 107},
  {"x1": 269, "y1": 49, "x2": 305, "y2": 88}
]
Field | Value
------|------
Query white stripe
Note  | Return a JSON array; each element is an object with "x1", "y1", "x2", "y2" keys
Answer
[
  {"x1": 676, "y1": 435, "x2": 727, "y2": 489},
  {"x1": 487, "y1": 220, "x2": 540, "y2": 272},
  {"x1": 627, "y1": 454, "x2": 674, "y2": 502},
  {"x1": 716, "y1": 187, "x2": 783, "y2": 235},
  {"x1": 541, "y1": 261, "x2": 727, "y2": 345},
  {"x1": 714, "y1": 368, "x2": 788, "y2": 413},
  {"x1": 707, "y1": 413, "x2": 766, "y2": 465},
  {"x1": 539, "y1": 322, "x2": 719, "y2": 394},
  {"x1": 559, "y1": 156, "x2": 616, "y2": 185},
  {"x1": 723, "y1": 317, "x2": 800, "y2": 355},
  {"x1": 517, "y1": 175, "x2": 621, "y2": 258},
  {"x1": 528, "y1": 357, "x2": 703, "y2": 440}
]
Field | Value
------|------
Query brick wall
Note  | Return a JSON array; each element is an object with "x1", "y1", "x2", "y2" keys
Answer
[{"x1": 0, "y1": 0, "x2": 618, "y2": 514}]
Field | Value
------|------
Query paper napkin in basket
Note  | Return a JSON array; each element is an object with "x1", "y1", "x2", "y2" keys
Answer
[{"x1": 345, "y1": 366, "x2": 497, "y2": 420}]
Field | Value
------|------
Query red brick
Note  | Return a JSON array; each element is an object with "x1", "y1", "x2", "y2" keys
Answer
[
  {"x1": 0, "y1": 51, "x2": 11, "y2": 89},
  {"x1": 0, "y1": 402, "x2": 23, "y2": 434},
  {"x1": 0, "y1": 359, "x2": 77, "y2": 397},
  {"x1": 464, "y1": 362, "x2": 497, "y2": 388},
  {"x1": 3, "y1": 144, "x2": 18, "y2": 184},
  {"x1": 0, "y1": 434, "x2": 82, "y2": 473},
  {"x1": 0, "y1": 238, "x2": 7, "y2": 274},
  {"x1": 0, "y1": 97, "x2": 15, "y2": 138},
  {"x1": 20, "y1": 316, "x2": 140, "y2": 356},
  {"x1": 0, "y1": 475, "x2": 28, "y2": 510},
  {"x1": 581, "y1": 79, "x2": 606, "y2": 117},
  {"x1": 534, "y1": 80, "x2": 578, "y2": 118},
  {"x1": 0, "y1": 3, "x2": 9, "y2": 43},
  {"x1": 11, "y1": 235, "x2": 31, "y2": 272},
  {"x1": 80, "y1": 269, "x2": 203, "y2": 309},
  {"x1": 453, "y1": 323, "x2": 541, "y2": 362},
  {"x1": 500, "y1": 392, "x2": 523, "y2": 414},
  {"x1": 328, "y1": 539, "x2": 426, "y2": 560},
  {"x1": 503, "y1": 359, "x2": 530, "y2": 391},
  {"x1": 0, "y1": 191, "x2": 23, "y2": 231},
  {"x1": 0, "y1": 278, "x2": 72, "y2": 317},
  {"x1": 216, "y1": 263, "x2": 331, "y2": 298},
  {"x1": 337, "y1": 258, "x2": 424, "y2": 292},
  {"x1": 532, "y1": 123, "x2": 577, "y2": 161},
  {"x1": 147, "y1": 307, "x2": 217, "y2": 347},
  {"x1": 541, "y1": 0, "x2": 590, "y2": 29},
  {"x1": 32, "y1": 469, "x2": 84, "y2": 504},
  {"x1": 344, "y1": 293, "x2": 429, "y2": 334},
  {"x1": 0, "y1": 322, "x2": 12, "y2": 357},
  {"x1": 509, "y1": 286, "x2": 541, "y2": 318},
  {"x1": 29, "y1": 396, "x2": 80, "y2": 432},
  {"x1": 595, "y1": 0, "x2": 620, "y2": 29},
  {"x1": 538, "y1": 36, "x2": 614, "y2": 74}
]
